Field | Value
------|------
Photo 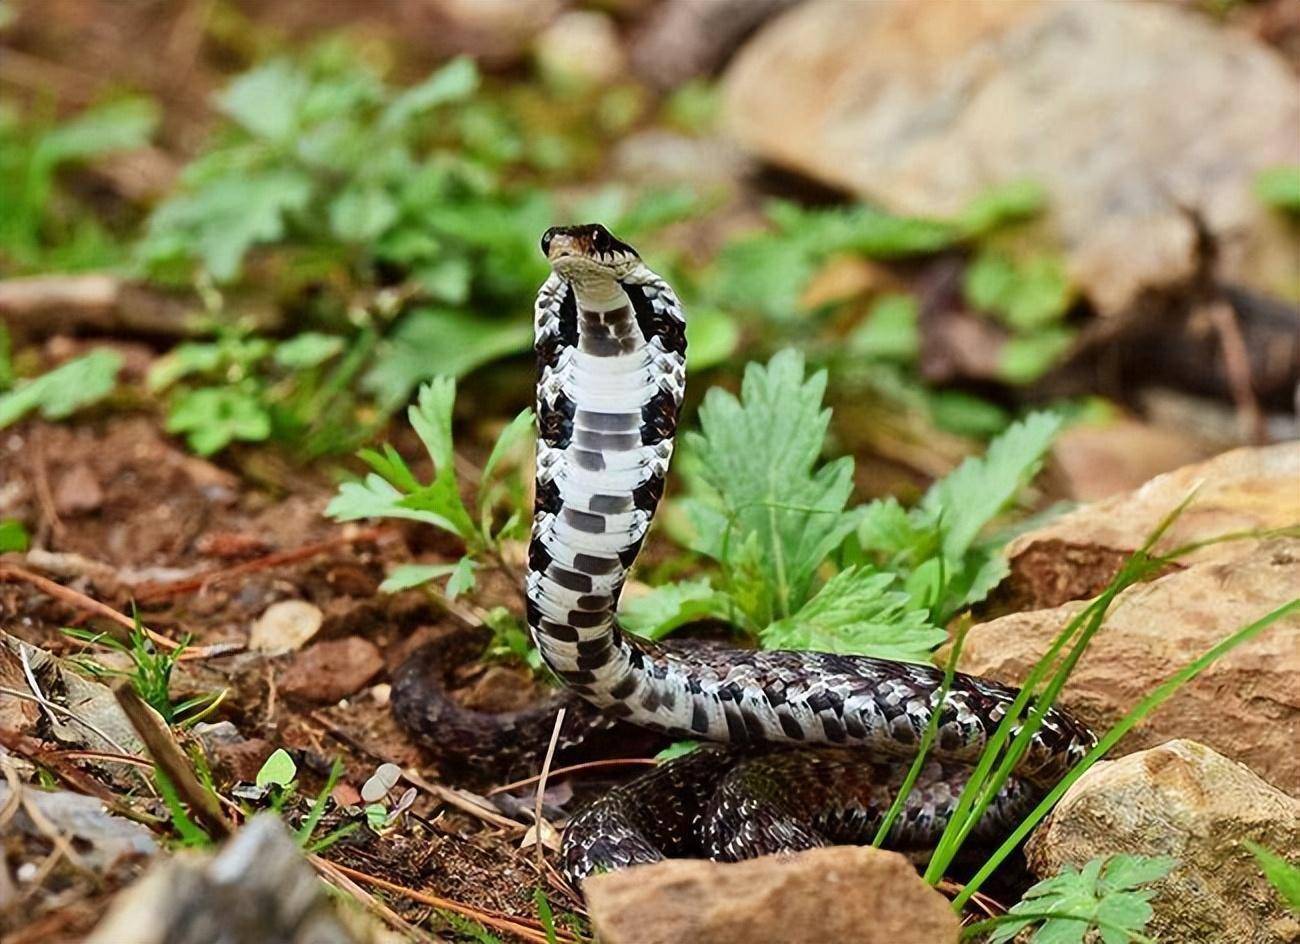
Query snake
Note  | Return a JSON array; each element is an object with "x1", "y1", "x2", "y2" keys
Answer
[{"x1": 394, "y1": 223, "x2": 1096, "y2": 888}]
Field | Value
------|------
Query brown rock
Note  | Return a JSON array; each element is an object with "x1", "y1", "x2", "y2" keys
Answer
[
  {"x1": 722, "y1": 0, "x2": 1300, "y2": 313},
  {"x1": 1005, "y1": 441, "x2": 1300, "y2": 607},
  {"x1": 1048, "y1": 418, "x2": 1214, "y2": 502},
  {"x1": 583, "y1": 845, "x2": 960, "y2": 944},
  {"x1": 53, "y1": 462, "x2": 105, "y2": 515},
  {"x1": 1028, "y1": 740, "x2": 1300, "y2": 944},
  {"x1": 280, "y1": 637, "x2": 383, "y2": 704},
  {"x1": 962, "y1": 539, "x2": 1300, "y2": 794}
]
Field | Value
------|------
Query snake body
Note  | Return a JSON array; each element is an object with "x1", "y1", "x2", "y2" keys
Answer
[{"x1": 398, "y1": 223, "x2": 1094, "y2": 887}]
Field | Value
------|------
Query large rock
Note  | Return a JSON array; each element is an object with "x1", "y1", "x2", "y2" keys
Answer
[
  {"x1": 963, "y1": 538, "x2": 1300, "y2": 794},
  {"x1": 1005, "y1": 441, "x2": 1300, "y2": 608},
  {"x1": 583, "y1": 845, "x2": 960, "y2": 944},
  {"x1": 1027, "y1": 740, "x2": 1300, "y2": 944},
  {"x1": 722, "y1": 0, "x2": 1300, "y2": 312}
]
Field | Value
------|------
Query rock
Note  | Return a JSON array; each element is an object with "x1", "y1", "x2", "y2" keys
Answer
[
  {"x1": 632, "y1": 0, "x2": 802, "y2": 90},
  {"x1": 722, "y1": 0, "x2": 1300, "y2": 313},
  {"x1": 1005, "y1": 441, "x2": 1300, "y2": 608},
  {"x1": 279, "y1": 636, "x2": 384, "y2": 703},
  {"x1": 1047, "y1": 418, "x2": 1214, "y2": 502},
  {"x1": 535, "y1": 11, "x2": 626, "y2": 87},
  {"x1": 583, "y1": 845, "x2": 960, "y2": 944},
  {"x1": 249, "y1": 599, "x2": 323, "y2": 655},
  {"x1": 87, "y1": 815, "x2": 364, "y2": 944},
  {"x1": 1027, "y1": 740, "x2": 1300, "y2": 944},
  {"x1": 53, "y1": 462, "x2": 105, "y2": 515},
  {"x1": 0, "y1": 784, "x2": 157, "y2": 871},
  {"x1": 962, "y1": 538, "x2": 1300, "y2": 794}
]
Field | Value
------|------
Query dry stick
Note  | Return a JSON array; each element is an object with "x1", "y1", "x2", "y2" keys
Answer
[
  {"x1": 0, "y1": 564, "x2": 233, "y2": 659},
  {"x1": 307, "y1": 710, "x2": 524, "y2": 832},
  {"x1": 311, "y1": 856, "x2": 440, "y2": 944},
  {"x1": 1206, "y1": 301, "x2": 1268, "y2": 444},
  {"x1": 113, "y1": 681, "x2": 232, "y2": 839},
  {"x1": 327, "y1": 861, "x2": 576, "y2": 944},
  {"x1": 0, "y1": 729, "x2": 160, "y2": 826},
  {"x1": 487, "y1": 756, "x2": 658, "y2": 797},
  {"x1": 133, "y1": 525, "x2": 389, "y2": 601},
  {"x1": 532, "y1": 707, "x2": 566, "y2": 873}
]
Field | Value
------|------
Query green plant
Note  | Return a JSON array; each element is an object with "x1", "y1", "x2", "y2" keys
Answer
[
  {"x1": 253, "y1": 750, "x2": 359, "y2": 852},
  {"x1": 64, "y1": 616, "x2": 223, "y2": 727},
  {"x1": 326, "y1": 377, "x2": 533, "y2": 600},
  {"x1": 964, "y1": 854, "x2": 1177, "y2": 943},
  {"x1": 1255, "y1": 165, "x2": 1300, "y2": 214},
  {"x1": 1244, "y1": 841, "x2": 1300, "y2": 913},
  {"x1": 0, "y1": 349, "x2": 122, "y2": 430},
  {"x1": 0, "y1": 97, "x2": 157, "y2": 273},
  {"x1": 0, "y1": 519, "x2": 29, "y2": 553},
  {"x1": 621, "y1": 350, "x2": 1059, "y2": 661}
]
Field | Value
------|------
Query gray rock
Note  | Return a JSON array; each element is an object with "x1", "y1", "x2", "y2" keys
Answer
[
  {"x1": 722, "y1": 0, "x2": 1300, "y2": 313},
  {"x1": 1028, "y1": 740, "x2": 1300, "y2": 944}
]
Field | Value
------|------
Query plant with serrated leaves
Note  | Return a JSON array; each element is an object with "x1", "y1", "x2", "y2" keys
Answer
[
  {"x1": 621, "y1": 349, "x2": 1058, "y2": 663},
  {"x1": 0, "y1": 96, "x2": 157, "y2": 273},
  {"x1": 326, "y1": 377, "x2": 532, "y2": 602},
  {"x1": 977, "y1": 854, "x2": 1177, "y2": 943},
  {"x1": 1245, "y1": 841, "x2": 1300, "y2": 914},
  {"x1": 0, "y1": 349, "x2": 122, "y2": 430}
]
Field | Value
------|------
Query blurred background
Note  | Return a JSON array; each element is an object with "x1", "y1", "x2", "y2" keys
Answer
[{"x1": 0, "y1": 0, "x2": 1297, "y2": 496}]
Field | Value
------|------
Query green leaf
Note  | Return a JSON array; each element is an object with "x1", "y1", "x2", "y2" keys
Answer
[
  {"x1": 0, "y1": 519, "x2": 29, "y2": 553},
  {"x1": 849, "y1": 293, "x2": 919, "y2": 363},
  {"x1": 956, "y1": 179, "x2": 1047, "y2": 237},
  {"x1": 684, "y1": 305, "x2": 741, "y2": 372},
  {"x1": 759, "y1": 568, "x2": 945, "y2": 662},
  {"x1": 964, "y1": 250, "x2": 1073, "y2": 332},
  {"x1": 255, "y1": 748, "x2": 298, "y2": 788},
  {"x1": 326, "y1": 475, "x2": 464, "y2": 531},
  {"x1": 478, "y1": 407, "x2": 534, "y2": 507},
  {"x1": 379, "y1": 563, "x2": 457, "y2": 593},
  {"x1": 362, "y1": 308, "x2": 533, "y2": 410},
  {"x1": 444, "y1": 556, "x2": 478, "y2": 600},
  {"x1": 36, "y1": 97, "x2": 158, "y2": 166},
  {"x1": 654, "y1": 740, "x2": 700, "y2": 762},
  {"x1": 618, "y1": 579, "x2": 737, "y2": 640},
  {"x1": 682, "y1": 349, "x2": 862, "y2": 624},
  {"x1": 0, "y1": 349, "x2": 122, "y2": 429},
  {"x1": 381, "y1": 56, "x2": 479, "y2": 131},
  {"x1": 999, "y1": 328, "x2": 1075, "y2": 385},
  {"x1": 409, "y1": 378, "x2": 457, "y2": 473},
  {"x1": 329, "y1": 184, "x2": 399, "y2": 242},
  {"x1": 920, "y1": 411, "x2": 1062, "y2": 561},
  {"x1": 1244, "y1": 841, "x2": 1300, "y2": 912},
  {"x1": 273, "y1": 332, "x2": 345, "y2": 369},
  {"x1": 217, "y1": 60, "x2": 309, "y2": 141},
  {"x1": 1255, "y1": 165, "x2": 1300, "y2": 213},
  {"x1": 413, "y1": 255, "x2": 473, "y2": 304},
  {"x1": 165, "y1": 386, "x2": 272, "y2": 455},
  {"x1": 927, "y1": 390, "x2": 1010, "y2": 437}
]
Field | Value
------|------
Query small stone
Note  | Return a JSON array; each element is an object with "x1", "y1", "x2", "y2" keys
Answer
[
  {"x1": 53, "y1": 463, "x2": 104, "y2": 515},
  {"x1": 1027, "y1": 740, "x2": 1300, "y2": 943},
  {"x1": 535, "y1": 11, "x2": 626, "y2": 87},
  {"x1": 583, "y1": 845, "x2": 960, "y2": 944},
  {"x1": 249, "y1": 600, "x2": 323, "y2": 655},
  {"x1": 279, "y1": 637, "x2": 383, "y2": 704}
]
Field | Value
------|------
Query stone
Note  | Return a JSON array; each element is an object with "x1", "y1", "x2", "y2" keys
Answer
[
  {"x1": 962, "y1": 538, "x2": 1300, "y2": 794},
  {"x1": 0, "y1": 784, "x2": 157, "y2": 871},
  {"x1": 1005, "y1": 441, "x2": 1300, "y2": 608},
  {"x1": 53, "y1": 462, "x2": 104, "y2": 514},
  {"x1": 534, "y1": 11, "x2": 626, "y2": 87},
  {"x1": 279, "y1": 636, "x2": 384, "y2": 704},
  {"x1": 722, "y1": 0, "x2": 1300, "y2": 313},
  {"x1": 583, "y1": 845, "x2": 960, "y2": 944},
  {"x1": 1027, "y1": 740, "x2": 1300, "y2": 944},
  {"x1": 249, "y1": 599, "x2": 323, "y2": 655},
  {"x1": 87, "y1": 815, "x2": 364, "y2": 944},
  {"x1": 1047, "y1": 418, "x2": 1214, "y2": 502}
]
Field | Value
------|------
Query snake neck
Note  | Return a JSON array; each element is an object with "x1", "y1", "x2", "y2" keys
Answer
[{"x1": 526, "y1": 265, "x2": 686, "y2": 706}]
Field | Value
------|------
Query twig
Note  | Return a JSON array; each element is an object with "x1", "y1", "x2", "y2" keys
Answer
[
  {"x1": 0, "y1": 685, "x2": 136, "y2": 757},
  {"x1": 134, "y1": 525, "x2": 389, "y2": 601},
  {"x1": 0, "y1": 564, "x2": 234, "y2": 659},
  {"x1": 311, "y1": 856, "x2": 440, "y2": 944},
  {"x1": 324, "y1": 860, "x2": 577, "y2": 944},
  {"x1": 533, "y1": 707, "x2": 566, "y2": 872},
  {"x1": 113, "y1": 681, "x2": 232, "y2": 838},
  {"x1": 0, "y1": 729, "x2": 160, "y2": 825},
  {"x1": 1206, "y1": 300, "x2": 1268, "y2": 444},
  {"x1": 487, "y1": 756, "x2": 658, "y2": 797}
]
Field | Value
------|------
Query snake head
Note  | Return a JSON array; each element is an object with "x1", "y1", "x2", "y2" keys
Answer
[{"x1": 541, "y1": 223, "x2": 641, "y2": 284}]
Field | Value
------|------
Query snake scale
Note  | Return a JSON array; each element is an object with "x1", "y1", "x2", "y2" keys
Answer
[{"x1": 393, "y1": 223, "x2": 1095, "y2": 888}]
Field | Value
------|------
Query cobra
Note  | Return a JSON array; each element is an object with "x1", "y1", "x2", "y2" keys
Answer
[{"x1": 521, "y1": 223, "x2": 1096, "y2": 885}]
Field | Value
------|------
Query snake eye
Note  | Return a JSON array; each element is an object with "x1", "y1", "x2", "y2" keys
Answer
[
  {"x1": 591, "y1": 226, "x2": 611, "y2": 254},
  {"x1": 540, "y1": 227, "x2": 557, "y2": 256}
]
